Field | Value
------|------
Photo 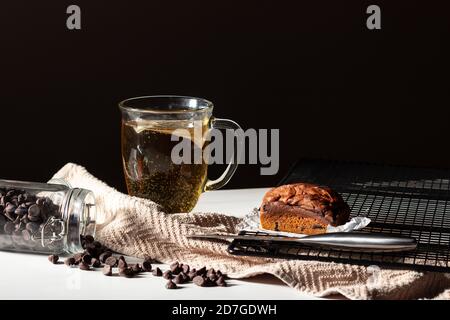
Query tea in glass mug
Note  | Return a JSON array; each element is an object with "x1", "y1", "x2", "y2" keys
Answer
[{"x1": 119, "y1": 96, "x2": 241, "y2": 213}]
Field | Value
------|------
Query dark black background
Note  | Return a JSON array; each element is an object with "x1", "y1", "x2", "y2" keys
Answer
[{"x1": 1, "y1": 1, "x2": 449, "y2": 192}]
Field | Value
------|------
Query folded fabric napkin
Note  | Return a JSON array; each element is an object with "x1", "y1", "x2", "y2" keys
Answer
[{"x1": 52, "y1": 163, "x2": 450, "y2": 300}]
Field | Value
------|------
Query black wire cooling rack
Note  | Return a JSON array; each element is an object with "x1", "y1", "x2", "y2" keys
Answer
[{"x1": 227, "y1": 159, "x2": 450, "y2": 272}]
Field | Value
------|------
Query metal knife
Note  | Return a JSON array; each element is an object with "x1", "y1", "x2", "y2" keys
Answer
[{"x1": 187, "y1": 232, "x2": 417, "y2": 252}]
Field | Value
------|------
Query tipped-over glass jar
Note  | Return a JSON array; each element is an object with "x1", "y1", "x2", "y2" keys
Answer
[{"x1": 0, "y1": 179, "x2": 96, "y2": 255}]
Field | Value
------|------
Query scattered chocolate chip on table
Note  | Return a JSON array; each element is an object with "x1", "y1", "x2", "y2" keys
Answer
[
  {"x1": 152, "y1": 267, "x2": 163, "y2": 277},
  {"x1": 105, "y1": 256, "x2": 118, "y2": 267},
  {"x1": 118, "y1": 256, "x2": 128, "y2": 269},
  {"x1": 142, "y1": 259, "x2": 152, "y2": 272},
  {"x1": 163, "y1": 270, "x2": 173, "y2": 279},
  {"x1": 65, "y1": 257, "x2": 76, "y2": 266},
  {"x1": 118, "y1": 267, "x2": 135, "y2": 278},
  {"x1": 48, "y1": 254, "x2": 59, "y2": 264},
  {"x1": 102, "y1": 265, "x2": 112, "y2": 276},
  {"x1": 99, "y1": 251, "x2": 112, "y2": 263},
  {"x1": 193, "y1": 275, "x2": 206, "y2": 287},
  {"x1": 91, "y1": 258, "x2": 101, "y2": 268},
  {"x1": 166, "y1": 280, "x2": 177, "y2": 289},
  {"x1": 131, "y1": 263, "x2": 142, "y2": 273},
  {"x1": 79, "y1": 261, "x2": 90, "y2": 271},
  {"x1": 43, "y1": 234, "x2": 228, "y2": 289}
]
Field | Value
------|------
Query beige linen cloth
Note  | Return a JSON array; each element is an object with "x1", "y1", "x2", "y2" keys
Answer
[{"x1": 53, "y1": 163, "x2": 450, "y2": 300}]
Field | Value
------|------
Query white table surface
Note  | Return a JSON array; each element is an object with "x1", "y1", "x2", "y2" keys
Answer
[{"x1": 0, "y1": 188, "x2": 328, "y2": 300}]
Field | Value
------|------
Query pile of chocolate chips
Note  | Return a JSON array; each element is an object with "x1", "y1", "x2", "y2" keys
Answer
[
  {"x1": 153, "y1": 261, "x2": 228, "y2": 289},
  {"x1": 48, "y1": 235, "x2": 228, "y2": 289},
  {"x1": 47, "y1": 235, "x2": 153, "y2": 278}
]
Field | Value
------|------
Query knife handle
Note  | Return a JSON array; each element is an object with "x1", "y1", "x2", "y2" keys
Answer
[{"x1": 297, "y1": 232, "x2": 417, "y2": 252}]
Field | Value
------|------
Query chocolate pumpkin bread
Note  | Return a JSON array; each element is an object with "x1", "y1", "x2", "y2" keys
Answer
[{"x1": 260, "y1": 183, "x2": 350, "y2": 235}]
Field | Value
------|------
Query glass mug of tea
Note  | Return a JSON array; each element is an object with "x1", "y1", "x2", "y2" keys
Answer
[{"x1": 119, "y1": 95, "x2": 241, "y2": 213}]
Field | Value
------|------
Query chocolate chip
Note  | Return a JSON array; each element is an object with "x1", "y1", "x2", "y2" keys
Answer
[
  {"x1": 118, "y1": 256, "x2": 127, "y2": 269},
  {"x1": 181, "y1": 264, "x2": 190, "y2": 274},
  {"x1": 6, "y1": 190, "x2": 17, "y2": 197},
  {"x1": 163, "y1": 270, "x2": 173, "y2": 279},
  {"x1": 102, "y1": 265, "x2": 112, "y2": 276},
  {"x1": 209, "y1": 274, "x2": 218, "y2": 282},
  {"x1": 142, "y1": 259, "x2": 152, "y2": 272},
  {"x1": 131, "y1": 264, "x2": 142, "y2": 273},
  {"x1": 99, "y1": 251, "x2": 112, "y2": 263},
  {"x1": 193, "y1": 275, "x2": 206, "y2": 287},
  {"x1": 79, "y1": 261, "x2": 90, "y2": 270},
  {"x1": 206, "y1": 268, "x2": 216, "y2": 277},
  {"x1": 65, "y1": 257, "x2": 76, "y2": 266},
  {"x1": 196, "y1": 266, "x2": 207, "y2": 276},
  {"x1": 216, "y1": 276, "x2": 227, "y2": 287},
  {"x1": 173, "y1": 274, "x2": 184, "y2": 284},
  {"x1": 181, "y1": 272, "x2": 189, "y2": 282},
  {"x1": 36, "y1": 198, "x2": 46, "y2": 206},
  {"x1": 21, "y1": 229, "x2": 32, "y2": 241},
  {"x1": 83, "y1": 245, "x2": 95, "y2": 256},
  {"x1": 73, "y1": 253, "x2": 83, "y2": 264},
  {"x1": 14, "y1": 205, "x2": 28, "y2": 216},
  {"x1": 119, "y1": 267, "x2": 135, "y2": 278},
  {"x1": 17, "y1": 194, "x2": 25, "y2": 204},
  {"x1": 206, "y1": 278, "x2": 217, "y2": 287},
  {"x1": 84, "y1": 235, "x2": 94, "y2": 243},
  {"x1": 105, "y1": 256, "x2": 118, "y2": 267},
  {"x1": 118, "y1": 260, "x2": 128, "y2": 270},
  {"x1": 4, "y1": 221, "x2": 15, "y2": 234},
  {"x1": 91, "y1": 258, "x2": 101, "y2": 268},
  {"x1": 5, "y1": 203, "x2": 17, "y2": 215},
  {"x1": 166, "y1": 280, "x2": 177, "y2": 289},
  {"x1": 152, "y1": 267, "x2": 162, "y2": 276},
  {"x1": 187, "y1": 271, "x2": 197, "y2": 281},
  {"x1": 170, "y1": 261, "x2": 181, "y2": 274},
  {"x1": 92, "y1": 240, "x2": 102, "y2": 248},
  {"x1": 25, "y1": 222, "x2": 40, "y2": 234},
  {"x1": 27, "y1": 204, "x2": 41, "y2": 222},
  {"x1": 82, "y1": 254, "x2": 92, "y2": 265},
  {"x1": 48, "y1": 254, "x2": 59, "y2": 264}
]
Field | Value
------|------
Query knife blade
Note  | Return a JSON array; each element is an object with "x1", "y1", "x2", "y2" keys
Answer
[{"x1": 187, "y1": 232, "x2": 417, "y2": 252}]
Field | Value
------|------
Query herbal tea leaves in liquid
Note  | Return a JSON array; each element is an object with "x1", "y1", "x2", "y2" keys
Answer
[{"x1": 121, "y1": 120, "x2": 208, "y2": 213}]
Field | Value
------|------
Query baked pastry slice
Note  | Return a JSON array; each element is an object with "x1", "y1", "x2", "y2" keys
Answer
[{"x1": 260, "y1": 183, "x2": 350, "y2": 235}]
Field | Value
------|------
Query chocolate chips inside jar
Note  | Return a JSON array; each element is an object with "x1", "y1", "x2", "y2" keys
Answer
[{"x1": 0, "y1": 180, "x2": 96, "y2": 255}]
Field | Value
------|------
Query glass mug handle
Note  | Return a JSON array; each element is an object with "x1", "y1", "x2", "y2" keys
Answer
[{"x1": 203, "y1": 117, "x2": 242, "y2": 191}]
